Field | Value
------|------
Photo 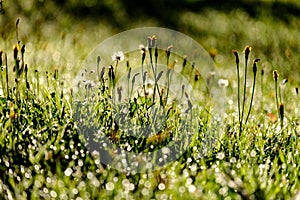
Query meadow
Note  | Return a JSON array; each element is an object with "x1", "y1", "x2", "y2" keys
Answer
[{"x1": 0, "y1": 1, "x2": 300, "y2": 199}]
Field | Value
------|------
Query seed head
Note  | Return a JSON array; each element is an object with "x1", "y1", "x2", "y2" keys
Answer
[
  {"x1": 209, "y1": 48, "x2": 218, "y2": 60},
  {"x1": 155, "y1": 45, "x2": 158, "y2": 59},
  {"x1": 21, "y1": 44, "x2": 25, "y2": 55},
  {"x1": 132, "y1": 73, "x2": 140, "y2": 86},
  {"x1": 195, "y1": 70, "x2": 200, "y2": 81},
  {"x1": 13, "y1": 44, "x2": 19, "y2": 60},
  {"x1": 282, "y1": 78, "x2": 288, "y2": 85},
  {"x1": 16, "y1": 18, "x2": 20, "y2": 27},
  {"x1": 112, "y1": 51, "x2": 124, "y2": 62},
  {"x1": 218, "y1": 79, "x2": 229, "y2": 88},
  {"x1": 261, "y1": 68, "x2": 264, "y2": 76},
  {"x1": 232, "y1": 50, "x2": 239, "y2": 65},
  {"x1": 243, "y1": 46, "x2": 251, "y2": 60},
  {"x1": 140, "y1": 45, "x2": 146, "y2": 63},
  {"x1": 168, "y1": 60, "x2": 177, "y2": 70},
  {"x1": 273, "y1": 70, "x2": 279, "y2": 82},
  {"x1": 97, "y1": 56, "x2": 101, "y2": 67},
  {"x1": 100, "y1": 67, "x2": 105, "y2": 81},
  {"x1": 108, "y1": 65, "x2": 115, "y2": 80},
  {"x1": 182, "y1": 55, "x2": 187, "y2": 68},
  {"x1": 279, "y1": 103, "x2": 284, "y2": 122},
  {"x1": 53, "y1": 68, "x2": 58, "y2": 80},
  {"x1": 147, "y1": 35, "x2": 156, "y2": 49},
  {"x1": 253, "y1": 58, "x2": 260, "y2": 74},
  {"x1": 156, "y1": 71, "x2": 163, "y2": 81},
  {"x1": 142, "y1": 51, "x2": 146, "y2": 63},
  {"x1": 166, "y1": 45, "x2": 173, "y2": 59},
  {"x1": 254, "y1": 58, "x2": 260, "y2": 63}
]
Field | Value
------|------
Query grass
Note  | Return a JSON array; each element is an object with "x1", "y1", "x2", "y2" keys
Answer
[{"x1": 1, "y1": 1, "x2": 300, "y2": 199}]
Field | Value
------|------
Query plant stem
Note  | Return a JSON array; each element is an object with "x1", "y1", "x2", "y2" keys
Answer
[
  {"x1": 165, "y1": 47, "x2": 172, "y2": 106},
  {"x1": 5, "y1": 53, "x2": 9, "y2": 99},
  {"x1": 148, "y1": 47, "x2": 156, "y2": 102},
  {"x1": 245, "y1": 59, "x2": 259, "y2": 124},
  {"x1": 260, "y1": 68, "x2": 264, "y2": 112},
  {"x1": 236, "y1": 60, "x2": 241, "y2": 130},
  {"x1": 275, "y1": 80, "x2": 279, "y2": 118},
  {"x1": 141, "y1": 52, "x2": 146, "y2": 97},
  {"x1": 35, "y1": 70, "x2": 39, "y2": 97},
  {"x1": 0, "y1": 67, "x2": 3, "y2": 97},
  {"x1": 166, "y1": 68, "x2": 170, "y2": 105},
  {"x1": 245, "y1": 71, "x2": 256, "y2": 124},
  {"x1": 240, "y1": 56, "x2": 248, "y2": 133},
  {"x1": 273, "y1": 70, "x2": 279, "y2": 120}
]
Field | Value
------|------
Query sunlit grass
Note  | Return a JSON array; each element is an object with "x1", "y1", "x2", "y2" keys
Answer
[{"x1": 1, "y1": 2, "x2": 300, "y2": 199}]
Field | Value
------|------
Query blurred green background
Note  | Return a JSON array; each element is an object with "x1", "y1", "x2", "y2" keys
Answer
[{"x1": 1, "y1": 0, "x2": 300, "y2": 84}]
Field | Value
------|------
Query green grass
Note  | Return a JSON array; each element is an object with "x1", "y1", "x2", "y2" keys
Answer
[{"x1": 1, "y1": 1, "x2": 300, "y2": 199}]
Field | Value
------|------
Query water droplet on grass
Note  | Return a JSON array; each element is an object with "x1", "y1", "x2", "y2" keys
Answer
[
  {"x1": 158, "y1": 183, "x2": 165, "y2": 190},
  {"x1": 64, "y1": 168, "x2": 73, "y2": 176},
  {"x1": 106, "y1": 182, "x2": 115, "y2": 191}
]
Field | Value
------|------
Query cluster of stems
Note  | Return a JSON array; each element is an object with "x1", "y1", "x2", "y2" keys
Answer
[{"x1": 233, "y1": 46, "x2": 260, "y2": 134}]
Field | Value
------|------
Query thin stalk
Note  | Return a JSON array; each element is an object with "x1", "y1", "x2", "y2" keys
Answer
[
  {"x1": 5, "y1": 53, "x2": 9, "y2": 99},
  {"x1": 151, "y1": 45, "x2": 159, "y2": 104},
  {"x1": 113, "y1": 60, "x2": 119, "y2": 104},
  {"x1": 15, "y1": 78, "x2": 19, "y2": 103},
  {"x1": 232, "y1": 50, "x2": 241, "y2": 128},
  {"x1": 108, "y1": 65, "x2": 115, "y2": 104},
  {"x1": 278, "y1": 84, "x2": 283, "y2": 106},
  {"x1": 245, "y1": 59, "x2": 259, "y2": 124},
  {"x1": 127, "y1": 67, "x2": 131, "y2": 100},
  {"x1": 97, "y1": 56, "x2": 101, "y2": 82},
  {"x1": 155, "y1": 45, "x2": 158, "y2": 72},
  {"x1": 148, "y1": 47, "x2": 156, "y2": 96},
  {"x1": 35, "y1": 70, "x2": 39, "y2": 97},
  {"x1": 275, "y1": 80, "x2": 279, "y2": 116},
  {"x1": 147, "y1": 36, "x2": 158, "y2": 103},
  {"x1": 25, "y1": 64, "x2": 29, "y2": 99},
  {"x1": 0, "y1": 68, "x2": 3, "y2": 96},
  {"x1": 237, "y1": 62, "x2": 241, "y2": 122},
  {"x1": 166, "y1": 68, "x2": 171, "y2": 106},
  {"x1": 240, "y1": 60, "x2": 248, "y2": 130},
  {"x1": 0, "y1": 51, "x2": 4, "y2": 95},
  {"x1": 152, "y1": 51, "x2": 160, "y2": 104},
  {"x1": 130, "y1": 73, "x2": 139, "y2": 100},
  {"x1": 245, "y1": 74, "x2": 255, "y2": 124},
  {"x1": 273, "y1": 70, "x2": 279, "y2": 119},
  {"x1": 46, "y1": 71, "x2": 49, "y2": 88},
  {"x1": 141, "y1": 50, "x2": 146, "y2": 96},
  {"x1": 165, "y1": 45, "x2": 172, "y2": 106},
  {"x1": 240, "y1": 46, "x2": 251, "y2": 132},
  {"x1": 16, "y1": 19, "x2": 20, "y2": 43},
  {"x1": 260, "y1": 68, "x2": 264, "y2": 112}
]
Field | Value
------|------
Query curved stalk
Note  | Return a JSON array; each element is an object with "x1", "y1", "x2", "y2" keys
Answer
[
  {"x1": 245, "y1": 59, "x2": 259, "y2": 124},
  {"x1": 240, "y1": 46, "x2": 251, "y2": 132}
]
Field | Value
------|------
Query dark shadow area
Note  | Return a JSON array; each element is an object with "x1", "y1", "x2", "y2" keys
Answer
[
  {"x1": 50, "y1": 0, "x2": 300, "y2": 29},
  {"x1": 3, "y1": 0, "x2": 300, "y2": 34}
]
